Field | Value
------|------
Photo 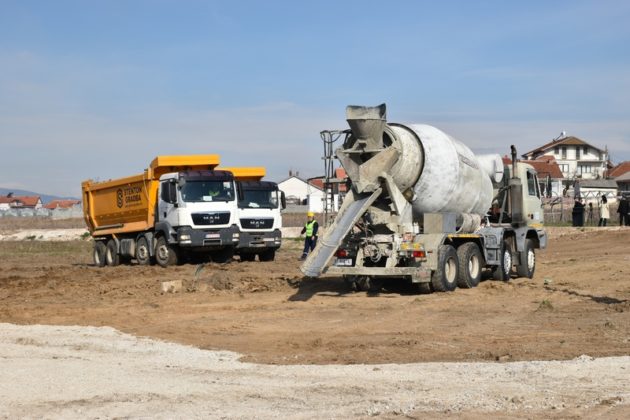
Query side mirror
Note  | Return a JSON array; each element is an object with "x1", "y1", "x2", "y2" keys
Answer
[{"x1": 280, "y1": 191, "x2": 286, "y2": 210}]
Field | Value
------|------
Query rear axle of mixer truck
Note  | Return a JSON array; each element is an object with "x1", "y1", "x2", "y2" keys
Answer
[{"x1": 300, "y1": 104, "x2": 547, "y2": 293}]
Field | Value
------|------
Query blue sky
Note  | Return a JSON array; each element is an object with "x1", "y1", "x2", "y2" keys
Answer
[{"x1": 1, "y1": 0, "x2": 629, "y2": 197}]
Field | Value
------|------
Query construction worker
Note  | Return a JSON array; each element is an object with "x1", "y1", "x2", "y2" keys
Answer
[{"x1": 299, "y1": 211, "x2": 318, "y2": 260}]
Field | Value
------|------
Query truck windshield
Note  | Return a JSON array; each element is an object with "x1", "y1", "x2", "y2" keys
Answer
[
  {"x1": 180, "y1": 180, "x2": 235, "y2": 202},
  {"x1": 241, "y1": 189, "x2": 278, "y2": 209}
]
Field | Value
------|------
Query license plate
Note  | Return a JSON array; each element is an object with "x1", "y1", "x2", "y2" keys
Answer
[{"x1": 335, "y1": 258, "x2": 353, "y2": 266}]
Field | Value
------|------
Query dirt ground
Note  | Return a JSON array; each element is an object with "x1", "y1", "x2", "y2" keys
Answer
[
  {"x1": 1, "y1": 224, "x2": 629, "y2": 417},
  {"x1": 0, "y1": 226, "x2": 628, "y2": 366}
]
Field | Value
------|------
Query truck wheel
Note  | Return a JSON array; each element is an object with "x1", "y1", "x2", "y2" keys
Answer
[
  {"x1": 456, "y1": 243, "x2": 483, "y2": 288},
  {"x1": 136, "y1": 237, "x2": 152, "y2": 266},
  {"x1": 93, "y1": 241, "x2": 107, "y2": 267},
  {"x1": 240, "y1": 253, "x2": 256, "y2": 262},
  {"x1": 492, "y1": 240, "x2": 512, "y2": 281},
  {"x1": 431, "y1": 245, "x2": 458, "y2": 292},
  {"x1": 412, "y1": 282, "x2": 433, "y2": 294},
  {"x1": 105, "y1": 239, "x2": 120, "y2": 266},
  {"x1": 516, "y1": 239, "x2": 536, "y2": 279},
  {"x1": 258, "y1": 248, "x2": 276, "y2": 262},
  {"x1": 212, "y1": 247, "x2": 234, "y2": 263},
  {"x1": 155, "y1": 236, "x2": 179, "y2": 267}
]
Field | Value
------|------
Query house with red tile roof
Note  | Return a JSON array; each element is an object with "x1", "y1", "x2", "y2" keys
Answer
[
  {"x1": 0, "y1": 194, "x2": 43, "y2": 210},
  {"x1": 522, "y1": 135, "x2": 609, "y2": 182},
  {"x1": 608, "y1": 161, "x2": 630, "y2": 179},
  {"x1": 43, "y1": 199, "x2": 81, "y2": 210}
]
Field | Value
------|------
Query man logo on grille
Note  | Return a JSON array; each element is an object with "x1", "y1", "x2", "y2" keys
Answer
[{"x1": 116, "y1": 189, "x2": 124, "y2": 208}]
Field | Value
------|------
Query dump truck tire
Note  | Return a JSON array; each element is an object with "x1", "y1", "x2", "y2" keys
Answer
[
  {"x1": 212, "y1": 247, "x2": 234, "y2": 263},
  {"x1": 105, "y1": 239, "x2": 120, "y2": 267},
  {"x1": 155, "y1": 236, "x2": 179, "y2": 267},
  {"x1": 93, "y1": 241, "x2": 107, "y2": 267},
  {"x1": 259, "y1": 248, "x2": 276, "y2": 262},
  {"x1": 431, "y1": 245, "x2": 458, "y2": 292},
  {"x1": 456, "y1": 242, "x2": 482, "y2": 288},
  {"x1": 136, "y1": 237, "x2": 152, "y2": 266},
  {"x1": 516, "y1": 239, "x2": 536, "y2": 279},
  {"x1": 240, "y1": 253, "x2": 256, "y2": 262}
]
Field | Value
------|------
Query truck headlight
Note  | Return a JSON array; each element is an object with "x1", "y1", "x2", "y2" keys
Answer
[{"x1": 179, "y1": 234, "x2": 191, "y2": 241}]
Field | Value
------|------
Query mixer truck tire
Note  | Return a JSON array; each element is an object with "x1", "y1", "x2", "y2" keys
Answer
[
  {"x1": 155, "y1": 236, "x2": 179, "y2": 267},
  {"x1": 258, "y1": 248, "x2": 276, "y2": 262},
  {"x1": 412, "y1": 282, "x2": 433, "y2": 294},
  {"x1": 492, "y1": 240, "x2": 513, "y2": 281},
  {"x1": 93, "y1": 241, "x2": 107, "y2": 267},
  {"x1": 456, "y1": 242, "x2": 482, "y2": 288},
  {"x1": 105, "y1": 239, "x2": 120, "y2": 267},
  {"x1": 430, "y1": 245, "x2": 459, "y2": 292},
  {"x1": 516, "y1": 239, "x2": 536, "y2": 279},
  {"x1": 135, "y1": 237, "x2": 152, "y2": 266}
]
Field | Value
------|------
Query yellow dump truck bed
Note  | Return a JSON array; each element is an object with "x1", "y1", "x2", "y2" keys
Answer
[
  {"x1": 217, "y1": 167, "x2": 266, "y2": 181},
  {"x1": 82, "y1": 155, "x2": 220, "y2": 236}
]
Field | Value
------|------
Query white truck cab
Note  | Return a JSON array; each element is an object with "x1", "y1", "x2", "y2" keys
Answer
[
  {"x1": 235, "y1": 180, "x2": 285, "y2": 261},
  {"x1": 156, "y1": 170, "x2": 240, "y2": 263}
]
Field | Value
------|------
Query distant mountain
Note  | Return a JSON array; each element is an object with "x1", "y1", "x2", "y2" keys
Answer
[{"x1": 0, "y1": 188, "x2": 80, "y2": 204}]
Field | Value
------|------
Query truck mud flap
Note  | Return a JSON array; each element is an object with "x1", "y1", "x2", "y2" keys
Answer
[{"x1": 300, "y1": 188, "x2": 382, "y2": 278}]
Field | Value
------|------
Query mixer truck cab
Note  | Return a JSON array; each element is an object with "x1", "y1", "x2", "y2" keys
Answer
[
  {"x1": 218, "y1": 167, "x2": 285, "y2": 262},
  {"x1": 300, "y1": 104, "x2": 547, "y2": 294}
]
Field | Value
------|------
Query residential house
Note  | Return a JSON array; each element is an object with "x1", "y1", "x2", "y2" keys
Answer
[
  {"x1": 522, "y1": 135, "x2": 609, "y2": 184},
  {"x1": 608, "y1": 161, "x2": 630, "y2": 179},
  {"x1": 0, "y1": 194, "x2": 43, "y2": 210},
  {"x1": 277, "y1": 175, "x2": 324, "y2": 213},
  {"x1": 306, "y1": 168, "x2": 349, "y2": 212},
  {"x1": 615, "y1": 172, "x2": 630, "y2": 195},
  {"x1": 43, "y1": 199, "x2": 81, "y2": 210}
]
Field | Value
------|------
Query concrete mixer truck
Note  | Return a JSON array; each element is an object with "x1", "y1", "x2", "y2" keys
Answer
[{"x1": 300, "y1": 104, "x2": 547, "y2": 293}]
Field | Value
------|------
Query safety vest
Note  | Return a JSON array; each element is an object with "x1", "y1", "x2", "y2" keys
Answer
[{"x1": 305, "y1": 220, "x2": 316, "y2": 237}]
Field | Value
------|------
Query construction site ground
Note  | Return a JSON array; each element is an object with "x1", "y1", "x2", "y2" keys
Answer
[{"x1": 1, "y1": 221, "x2": 629, "y2": 417}]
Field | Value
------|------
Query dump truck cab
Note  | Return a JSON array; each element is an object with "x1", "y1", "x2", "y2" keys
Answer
[
  {"x1": 235, "y1": 180, "x2": 285, "y2": 261},
  {"x1": 156, "y1": 170, "x2": 240, "y2": 255}
]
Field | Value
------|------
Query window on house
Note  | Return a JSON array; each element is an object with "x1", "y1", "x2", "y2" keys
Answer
[
  {"x1": 559, "y1": 164, "x2": 569, "y2": 174},
  {"x1": 576, "y1": 147, "x2": 581, "y2": 160},
  {"x1": 577, "y1": 165, "x2": 592, "y2": 175},
  {"x1": 561, "y1": 146, "x2": 567, "y2": 159},
  {"x1": 554, "y1": 147, "x2": 559, "y2": 155},
  {"x1": 584, "y1": 146, "x2": 588, "y2": 155}
]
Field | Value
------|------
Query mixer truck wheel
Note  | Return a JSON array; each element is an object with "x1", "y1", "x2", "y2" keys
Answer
[
  {"x1": 516, "y1": 239, "x2": 536, "y2": 279},
  {"x1": 93, "y1": 241, "x2": 107, "y2": 267},
  {"x1": 492, "y1": 240, "x2": 513, "y2": 281},
  {"x1": 136, "y1": 237, "x2": 152, "y2": 266},
  {"x1": 430, "y1": 245, "x2": 458, "y2": 292},
  {"x1": 105, "y1": 239, "x2": 120, "y2": 266},
  {"x1": 456, "y1": 243, "x2": 482, "y2": 288},
  {"x1": 155, "y1": 236, "x2": 179, "y2": 267}
]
